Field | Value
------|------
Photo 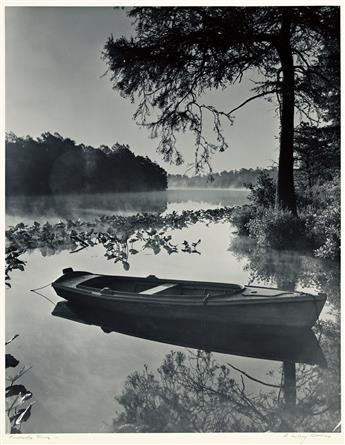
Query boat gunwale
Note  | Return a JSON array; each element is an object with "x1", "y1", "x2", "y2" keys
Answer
[
  {"x1": 53, "y1": 272, "x2": 299, "y2": 295},
  {"x1": 79, "y1": 273, "x2": 246, "y2": 290},
  {"x1": 52, "y1": 281, "x2": 326, "y2": 307},
  {"x1": 55, "y1": 271, "x2": 313, "y2": 293}
]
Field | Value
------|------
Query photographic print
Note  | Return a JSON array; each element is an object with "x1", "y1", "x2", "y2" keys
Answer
[{"x1": 3, "y1": 3, "x2": 342, "y2": 443}]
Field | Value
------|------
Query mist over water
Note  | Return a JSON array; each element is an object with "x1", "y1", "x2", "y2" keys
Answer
[{"x1": 5, "y1": 189, "x2": 249, "y2": 226}]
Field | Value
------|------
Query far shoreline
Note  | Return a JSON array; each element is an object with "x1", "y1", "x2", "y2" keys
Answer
[{"x1": 167, "y1": 187, "x2": 249, "y2": 192}]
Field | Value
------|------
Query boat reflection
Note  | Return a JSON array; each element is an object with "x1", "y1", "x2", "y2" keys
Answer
[{"x1": 52, "y1": 301, "x2": 326, "y2": 367}]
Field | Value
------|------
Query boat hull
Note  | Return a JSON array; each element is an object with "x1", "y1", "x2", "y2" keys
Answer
[{"x1": 52, "y1": 271, "x2": 326, "y2": 328}]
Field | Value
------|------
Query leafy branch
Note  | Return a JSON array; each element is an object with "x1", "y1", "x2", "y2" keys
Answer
[{"x1": 5, "y1": 335, "x2": 35, "y2": 434}]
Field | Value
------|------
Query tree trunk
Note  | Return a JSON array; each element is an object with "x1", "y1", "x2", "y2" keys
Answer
[{"x1": 276, "y1": 11, "x2": 297, "y2": 215}]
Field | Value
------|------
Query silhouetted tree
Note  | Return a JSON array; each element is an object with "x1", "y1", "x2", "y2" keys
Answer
[
  {"x1": 294, "y1": 37, "x2": 340, "y2": 188},
  {"x1": 103, "y1": 6, "x2": 339, "y2": 214},
  {"x1": 5, "y1": 133, "x2": 167, "y2": 195},
  {"x1": 294, "y1": 124, "x2": 340, "y2": 188}
]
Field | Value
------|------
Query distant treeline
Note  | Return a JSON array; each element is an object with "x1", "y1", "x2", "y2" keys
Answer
[
  {"x1": 168, "y1": 168, "x2": 277, "y2": 189},
  {"x1": 6, "y1": 132, "x2": 167, "y2": 195}
]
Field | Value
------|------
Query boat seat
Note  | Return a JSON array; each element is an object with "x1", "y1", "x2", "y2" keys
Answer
[{"x1": 139, "y1": 283, "x2": 177, "y2": 295}]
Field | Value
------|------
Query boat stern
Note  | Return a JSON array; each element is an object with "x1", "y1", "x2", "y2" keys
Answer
[{"x1": 52, "y1": 268, "x2": 96, "y2": 295}]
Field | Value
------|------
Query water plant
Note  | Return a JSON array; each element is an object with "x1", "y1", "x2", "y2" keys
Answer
[
  {"x1": 5, "y1": 207, "x2": 234, "y2": 286},
  {"x1": 5, "y1": 335, "x2": 34, "y2": 434}
]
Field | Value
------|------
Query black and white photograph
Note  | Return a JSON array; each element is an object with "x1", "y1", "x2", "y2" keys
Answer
[{"x1": 3, "y1": 2, "x2": 342, "y2": 443}]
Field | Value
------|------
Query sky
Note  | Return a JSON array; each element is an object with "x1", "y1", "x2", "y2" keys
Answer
[{"x1": 5, "y1": 6, "x2": 281, "y2": 174}]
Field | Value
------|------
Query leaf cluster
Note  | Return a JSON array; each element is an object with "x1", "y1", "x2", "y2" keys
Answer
[
  {"x1": 5, "y1": 207, "x2": 234, "y2": 284},
  {"x1": 5, "y1": 335, "x2": 34, "y2": 434}
]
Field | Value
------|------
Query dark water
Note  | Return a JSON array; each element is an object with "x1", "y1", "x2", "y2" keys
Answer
[{"x1": 5, "y1": 189, "x2": 341, "y2": 433}]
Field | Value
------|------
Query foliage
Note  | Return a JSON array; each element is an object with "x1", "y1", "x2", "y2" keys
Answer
[
  {"x1": 305, "y1": 176, "x2": 340, "y2": 210},
  {"x1": 6, "y1": 132, "x2": 167, "y2": 195},
  {"x1": 231, "y1": 203, "x2": 339, "y2": 260},
  {"x1": 168, "y1": 168, "x2": 276, "y2": 189},
  {"x1": 5, "y1": 207, "x2": 234, "y2": 286},
  {"x1": 230, "y1": 171, "x2": 340, "y2": 260},
  {"x1": 5, "y1": 335, "x2": 34, "y2": 434},
  {"x1": 302, "y1": 179, "x2": 340, "y2": 261},
  {"x1": 298, "y1": 34, "x2": 340, "y2": 126},
  {"x1": 294, "y1": 123, "x2": 340, "y2": 190},
  {"x1": 230, "y1": 205, "x2": 256, "y2": 236},
  {"x1": 246, "y1": 208, "x2": 307, "y2": 250},
  {"x1": 230, "y1": 171, "x2": 276, "y2": 236},
  {"x1": 294, "y1": 33, "x2": 340, "y2": 190},
  {"x1": 294, "y1": 35, "x2": 340, "y2": 193},
  {"x1": 247, "y1": 171, "x2": 276, "y2": 209}
]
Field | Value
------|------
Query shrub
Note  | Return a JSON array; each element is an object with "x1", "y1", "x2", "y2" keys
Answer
[
  {"x1": 230, "y1": 205, "x2": 256, "y2": 235},
  {"x1": 231, "y1": 172, "x2": 276, "y2": 235},
  {"x1": 303, "y1": 204, "x2": 340, "y2": 261},
  {"x1": 300, "y1": 178, "x2": 340, "y2": 261},
  {"x1": 247, "y1": 208, "x2": 307, "y2": 250},
  {"x1": 232, "y1": 174, "x2": 340, "y2": 260},
  {"x1": 247, "y1": 171, "x2": 276, "y2": 208},
  {"x1": 310, "y1": 176, "x2": 340, "y2": 209}
]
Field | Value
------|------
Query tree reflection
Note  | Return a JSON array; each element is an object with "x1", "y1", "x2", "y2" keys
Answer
[
  {"x1": 112, "y1": 350, "x2": 280, "y2": 433},
  {"x1": 229, "y1": 236, "x2": 340, "y2": 310},
  {"x1": 110, "y1": 329, "x2": 340, "y2": 433},
  {"x1": 293, "y1": 320, "x2": 340, "y2": 431}
]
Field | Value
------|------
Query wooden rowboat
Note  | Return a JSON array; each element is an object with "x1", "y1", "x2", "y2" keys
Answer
[{"x1": 52, "y1": 268, "x2": 327, "y2": 328}]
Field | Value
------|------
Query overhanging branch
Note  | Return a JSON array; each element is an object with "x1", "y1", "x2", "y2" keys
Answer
[{"x1": 227, "y1": 90, "x2": 278, "y2": 115}]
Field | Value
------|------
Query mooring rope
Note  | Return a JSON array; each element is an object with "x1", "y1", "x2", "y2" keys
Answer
[{"x1": 30, "y1": 282, "x2": 55, "y2": 306}]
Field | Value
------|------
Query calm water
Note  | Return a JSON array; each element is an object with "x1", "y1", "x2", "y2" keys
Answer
[{"x1": 5, "y1": 189, "x2": 341, "y2": 433}]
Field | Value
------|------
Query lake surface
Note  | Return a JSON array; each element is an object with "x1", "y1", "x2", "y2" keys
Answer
[{"x1": 5, "y1": 189, "x2": 341, "y2": 433}]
